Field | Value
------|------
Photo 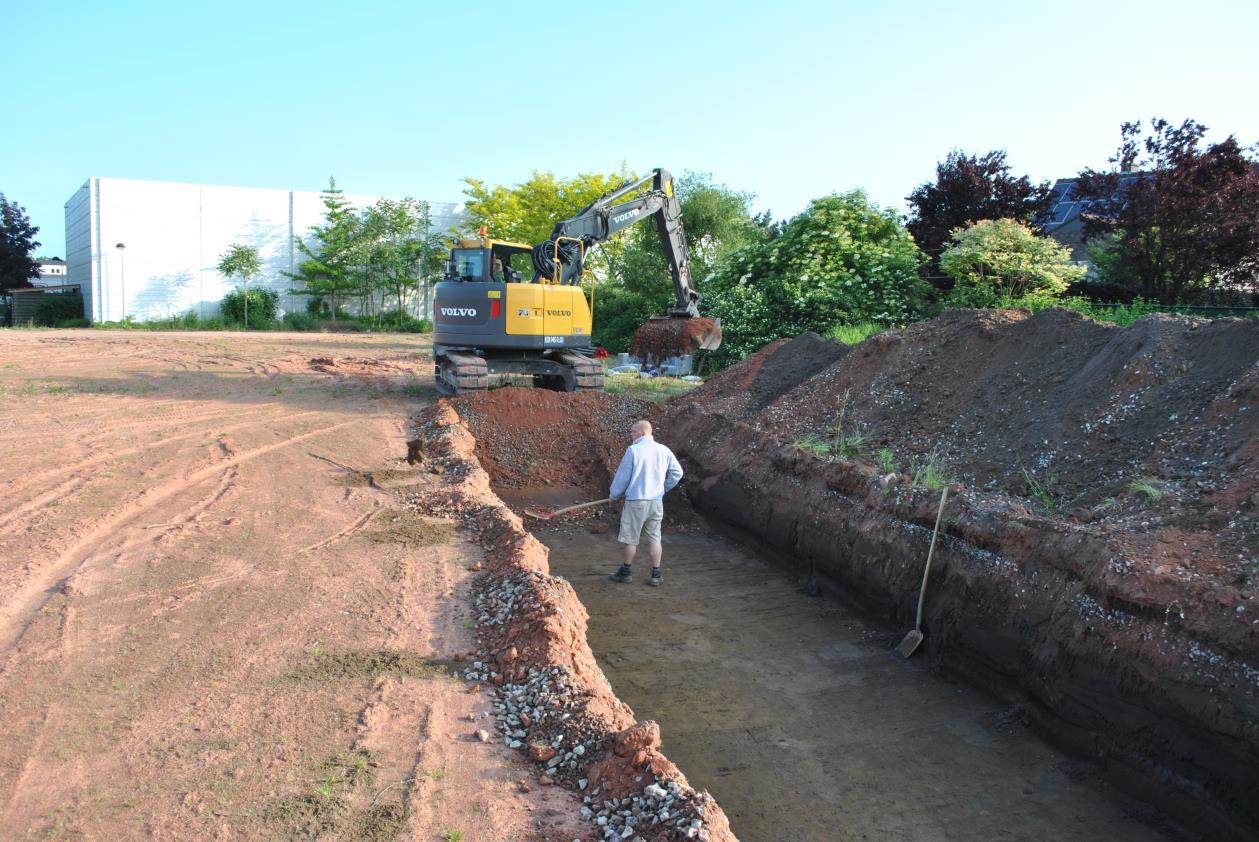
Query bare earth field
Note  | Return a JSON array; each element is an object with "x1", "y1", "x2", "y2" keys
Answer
[{"x1": 0, "y1": 330, "x2": 582, "y2": 841}]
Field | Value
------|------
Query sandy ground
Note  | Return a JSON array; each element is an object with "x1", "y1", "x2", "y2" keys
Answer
[
  {"x1": 0, "y1": 329, "x2": 582, "y2": 841},
  {"x1": 524, "y1": 498, "x2": 1178, "y2": 842}
]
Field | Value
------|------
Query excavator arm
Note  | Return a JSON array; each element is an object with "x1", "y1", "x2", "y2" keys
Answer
[{"x1": 531, "y1": 168, "x2": 701, "y2": 317}]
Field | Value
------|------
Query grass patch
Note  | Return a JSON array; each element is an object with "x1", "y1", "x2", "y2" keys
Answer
[
  {"x1": 362, "y1": 508, "x2": 458, "y2": 547},
  {"x1": 1128, "y1": 478, "x2": 1163, "y2": 501},
  {"x1": 285, "y1": 648, "x2": 453, "y2": 685},
  {"x1": 348, "y1": 801, "x2": 408, "y2": 841},
  {"x1": 1023, "y1": 470, "x2": 1057, "y2": 513},
  {"x1": 342, "y1": 469, "x2": 429, "y2": 490},
  {"x1": 441, "y1": 830, "x2": 464, "y2": 841},
  {"x1": 793, "y1": 390, "x2": 870, "y2": 462},
  {"x1": 875, "y1": 448, "x2": 898, "y2": 473},
  {"x1": 262, "y1": 793, "x2": 348, "y2": 840},
  {"x1": 827, "y1": 322, "x2": 885, "y2": 346},
  {"x1": 911, "y1": 453, "x2": 950, "y2": 489},
  {"x1": 604, "y1": 373, "x2": 700, "y2": 403}
]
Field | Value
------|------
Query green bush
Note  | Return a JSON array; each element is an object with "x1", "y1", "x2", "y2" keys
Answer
[
  {"x1": 591, "y1": 286, "x2": 660, "y2": 352},
  {"x1": 221, "y1": 287, "x2": 279, "y2": 326},
  {"x1": 704, "y1": 191, "x2": 930, "y2": 365},
  {"x1": 33, "y1": 293, "x2": 85, "y2": 326},
  {"x1": 375, "y1": 310, "x2": 433, "y2": 333},
  {"x1": 940, "y1": 219, "x2": 1085, "y2": 308},
  {"x1": 55, "y1": 317, "x2": 92, "y2": 328},
  {"x1": 282, "y1": 311, "x2": 316, "y2": 331}
]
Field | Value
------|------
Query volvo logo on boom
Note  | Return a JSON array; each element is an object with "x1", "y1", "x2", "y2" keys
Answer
[
  {"x1": 440, "y1": 307, "x2": 477, "y2": 317},
  {"x1": 612, "y1": 208, "x2": 640, "y2": 225}
]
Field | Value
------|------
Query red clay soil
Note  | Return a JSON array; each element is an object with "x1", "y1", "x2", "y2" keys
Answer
[
  {"x1": 405, "y1": 401, "x2": 735, "y2": 841},
  {"x1": 662, "y1": 309, "x2": 1259, "y2": 839},
  {"x1": 450, "y1": 388, "x2": 660, "y2": 495},
  {"x1": 629, "y1": 317, "x2": 720, "y2": 364}
]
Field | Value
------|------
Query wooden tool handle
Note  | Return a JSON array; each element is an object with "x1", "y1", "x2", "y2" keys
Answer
[
  {"x1": 550, "y1": 498, "x2": 611, "y2": 517},
  {"x1": 913, "y1": 487, "x2": 949, "y2": 631}
]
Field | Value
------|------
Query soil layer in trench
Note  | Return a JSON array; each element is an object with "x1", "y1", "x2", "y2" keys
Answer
[{"x1": 517, "y1": 493, "x2": 1176, "y2": 842}]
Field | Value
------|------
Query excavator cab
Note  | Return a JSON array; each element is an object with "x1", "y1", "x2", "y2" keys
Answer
[{"x1": 447, "y1": 240, "x2": 532, "y2": 284}]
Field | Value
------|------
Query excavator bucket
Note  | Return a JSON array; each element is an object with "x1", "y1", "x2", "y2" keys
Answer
[{"x1": 629, "y1": 316, "x2": 722, "y2": 365}]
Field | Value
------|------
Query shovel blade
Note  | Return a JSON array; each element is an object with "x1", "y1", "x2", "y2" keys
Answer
[
  {"x1": 523, "y1": 510, "x2": 554, "y2": 521},
  {"x1": 896, "y1": 629, "x2": 923, "y2": 659}
]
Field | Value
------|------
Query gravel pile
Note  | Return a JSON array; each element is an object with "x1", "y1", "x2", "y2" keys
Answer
[{"x1": 466, "y1": 575, "x2": 716, "y2": 840}]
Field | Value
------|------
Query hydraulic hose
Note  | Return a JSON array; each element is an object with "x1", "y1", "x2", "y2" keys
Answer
[{"x1": 531, "y1": 238, "x2": 585, "y2": 284}]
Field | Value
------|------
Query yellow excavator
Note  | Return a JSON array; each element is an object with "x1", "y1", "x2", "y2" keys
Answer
[{"x1": 432, "y1": 168, "x2": 722, "y2": 395}]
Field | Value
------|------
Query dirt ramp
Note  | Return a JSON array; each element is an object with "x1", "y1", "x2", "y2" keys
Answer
[{"x1": 451, "y1": 387, "x2": 658, "y2": 493}]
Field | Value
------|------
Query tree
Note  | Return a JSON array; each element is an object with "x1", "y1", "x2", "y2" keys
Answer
[
  {"x1": 905, "y1": 151, "x2": 1053, "y2": 287},
  {"x1": 288, "y1": 178, "x2": 362, "y2": 314},
  {"x1": 1074, "y1": 118, "x2": 1259, "y2": 304},
  {"x1": 217, "y1": 244, "x2": 262, "y2": 327},
  {"x1": 704, "y1": 191, "x2": 930, "y2": 363},
  {"x1": 940, "y1": 219, "x2": 1085, "y2": 307},
  {"x1": 1, "y1": 194, "x2": 41, "y2": 296},
  {"x1": 461, "y1": 167, "x2": 636, "y2": 279},
  {"x1": 359, "y1": 198, "x2": 446, "y2": 326}
]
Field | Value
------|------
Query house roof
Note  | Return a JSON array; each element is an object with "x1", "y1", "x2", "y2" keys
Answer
[{"x1": 1042, "y1": 173, "x2": 1147, "y2": 235}]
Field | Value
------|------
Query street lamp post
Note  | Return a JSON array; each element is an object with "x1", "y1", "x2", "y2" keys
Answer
[{"x1": 115, "y1": 243, "x2": 126, "y2": 321}]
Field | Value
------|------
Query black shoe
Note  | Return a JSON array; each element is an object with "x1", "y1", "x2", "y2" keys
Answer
[
  {"x1": 609, "y1": 565, "x2": 633, "y2": 584},
  {"x1": 648, "y1": 569, "x2": 663, "y2": 587}
]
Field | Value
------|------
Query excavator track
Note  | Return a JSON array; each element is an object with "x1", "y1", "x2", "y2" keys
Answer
[
  {"x1": 435, "y1": 352, "x2": 489, "y2": 396},
  {"x1": 555, "y1": 350, "x2": 605, "y2": 391}
]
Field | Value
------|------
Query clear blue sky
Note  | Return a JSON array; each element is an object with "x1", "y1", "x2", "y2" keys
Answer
[{"x1": 4, "y1": 0, "x2": 1258, "y2": 255}]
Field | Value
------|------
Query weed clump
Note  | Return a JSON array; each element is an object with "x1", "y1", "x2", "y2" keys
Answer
[{"x1": 286, "y1": 648, "x2": 452, "y2": 685}]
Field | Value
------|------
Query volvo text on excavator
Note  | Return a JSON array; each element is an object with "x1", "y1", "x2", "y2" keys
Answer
[{"x1": 432, "y1": 168, "x2": 722, "y2": 395}]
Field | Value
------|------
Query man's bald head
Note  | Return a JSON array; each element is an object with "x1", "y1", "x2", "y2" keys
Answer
[{"x1": 632, "y1": 419, "x2": 652, "y2": 438}]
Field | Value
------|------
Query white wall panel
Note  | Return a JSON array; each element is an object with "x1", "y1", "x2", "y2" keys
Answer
[{"x1": 61, "y1": 177, "x2": 466, "y2": 322}]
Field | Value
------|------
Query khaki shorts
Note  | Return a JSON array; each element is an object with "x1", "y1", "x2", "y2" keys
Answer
[{"x1": 617, "y1": 499, "x2": 663, "y2": 545}]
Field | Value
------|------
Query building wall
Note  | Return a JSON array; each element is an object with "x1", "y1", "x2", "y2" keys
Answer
[
  {"x1": 64, "y1": 181, "x2": 95, "y2": 318},
  {"x1": 63, "y1": 177, "x2": 465, "y2": 322}
]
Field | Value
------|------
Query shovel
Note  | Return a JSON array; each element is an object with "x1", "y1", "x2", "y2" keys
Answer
[
  {"x1": 896, "y1": 486, "x2": 949, "y2": 659},
  {"x1": 523, "y1": 498, "x2": 611, "y2": 521}
]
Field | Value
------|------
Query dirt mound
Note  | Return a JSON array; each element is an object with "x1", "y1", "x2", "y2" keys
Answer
[
  {"x1": 680, "y1": 309, "x2": 1259, "y2": 578},
  {"x1": 662, "y1": 310, "x2": 1259, "y2": 837},
  {"x1": 683, "y1": 331, "x2": 850, "y2": 419},
  {"x1": 450, "y1": 388, "x2": 659, "y2": 493},
  {"x1": 629, "y1": 317, "x2": 721, "y2": 363}
]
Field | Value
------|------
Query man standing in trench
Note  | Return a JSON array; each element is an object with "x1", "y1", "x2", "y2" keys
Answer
[{"x1": 608, "y1": 419, "x2": 684, "y2": 587}]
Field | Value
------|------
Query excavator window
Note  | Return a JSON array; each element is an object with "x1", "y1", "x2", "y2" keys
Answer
[{"x1": 451, "y1": 249, "x2": 485, "y2": 281}]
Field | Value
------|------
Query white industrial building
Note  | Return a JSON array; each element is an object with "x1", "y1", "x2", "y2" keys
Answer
[{"x1": 64, "y1": 177, "x2": 465, "y2": 322}]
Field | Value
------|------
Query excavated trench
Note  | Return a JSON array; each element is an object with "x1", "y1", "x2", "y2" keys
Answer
[
  {"x1": 509, "y1": 492, "x2": 1175, "y2": 841},
  {"x1": 443, "y1": 309, "x2": 1259, "y2": 841}
]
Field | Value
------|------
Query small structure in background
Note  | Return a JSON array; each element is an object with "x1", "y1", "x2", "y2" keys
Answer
[{"x1": 35, "y1": 257, "x2": 69, "y2": 286}]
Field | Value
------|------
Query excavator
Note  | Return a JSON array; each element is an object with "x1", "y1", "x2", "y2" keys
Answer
[{"x1": 432, "y1": 168, "x2": 722, "y2": 395}]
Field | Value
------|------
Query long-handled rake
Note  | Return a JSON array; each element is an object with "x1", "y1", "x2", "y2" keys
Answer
[
  {"x1": 523, "y1": 498, "x2": 611, "y2": 521},
  {"x1": 896, "y1": 486, "x2": 949, "y2": 659}
]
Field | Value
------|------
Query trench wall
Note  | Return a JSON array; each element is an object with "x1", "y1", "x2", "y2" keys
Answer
[{"x1": 667, "y1": 405, "x2": 1259, "y2": 841}]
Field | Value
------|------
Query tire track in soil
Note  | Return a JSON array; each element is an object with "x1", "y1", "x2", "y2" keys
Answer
[
  {"x1": 0, "y1": 409, "x2": 321, "y2": 531},
  {"x1": 0, "y1": 417, "x2": 360, "y2": 661}
]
